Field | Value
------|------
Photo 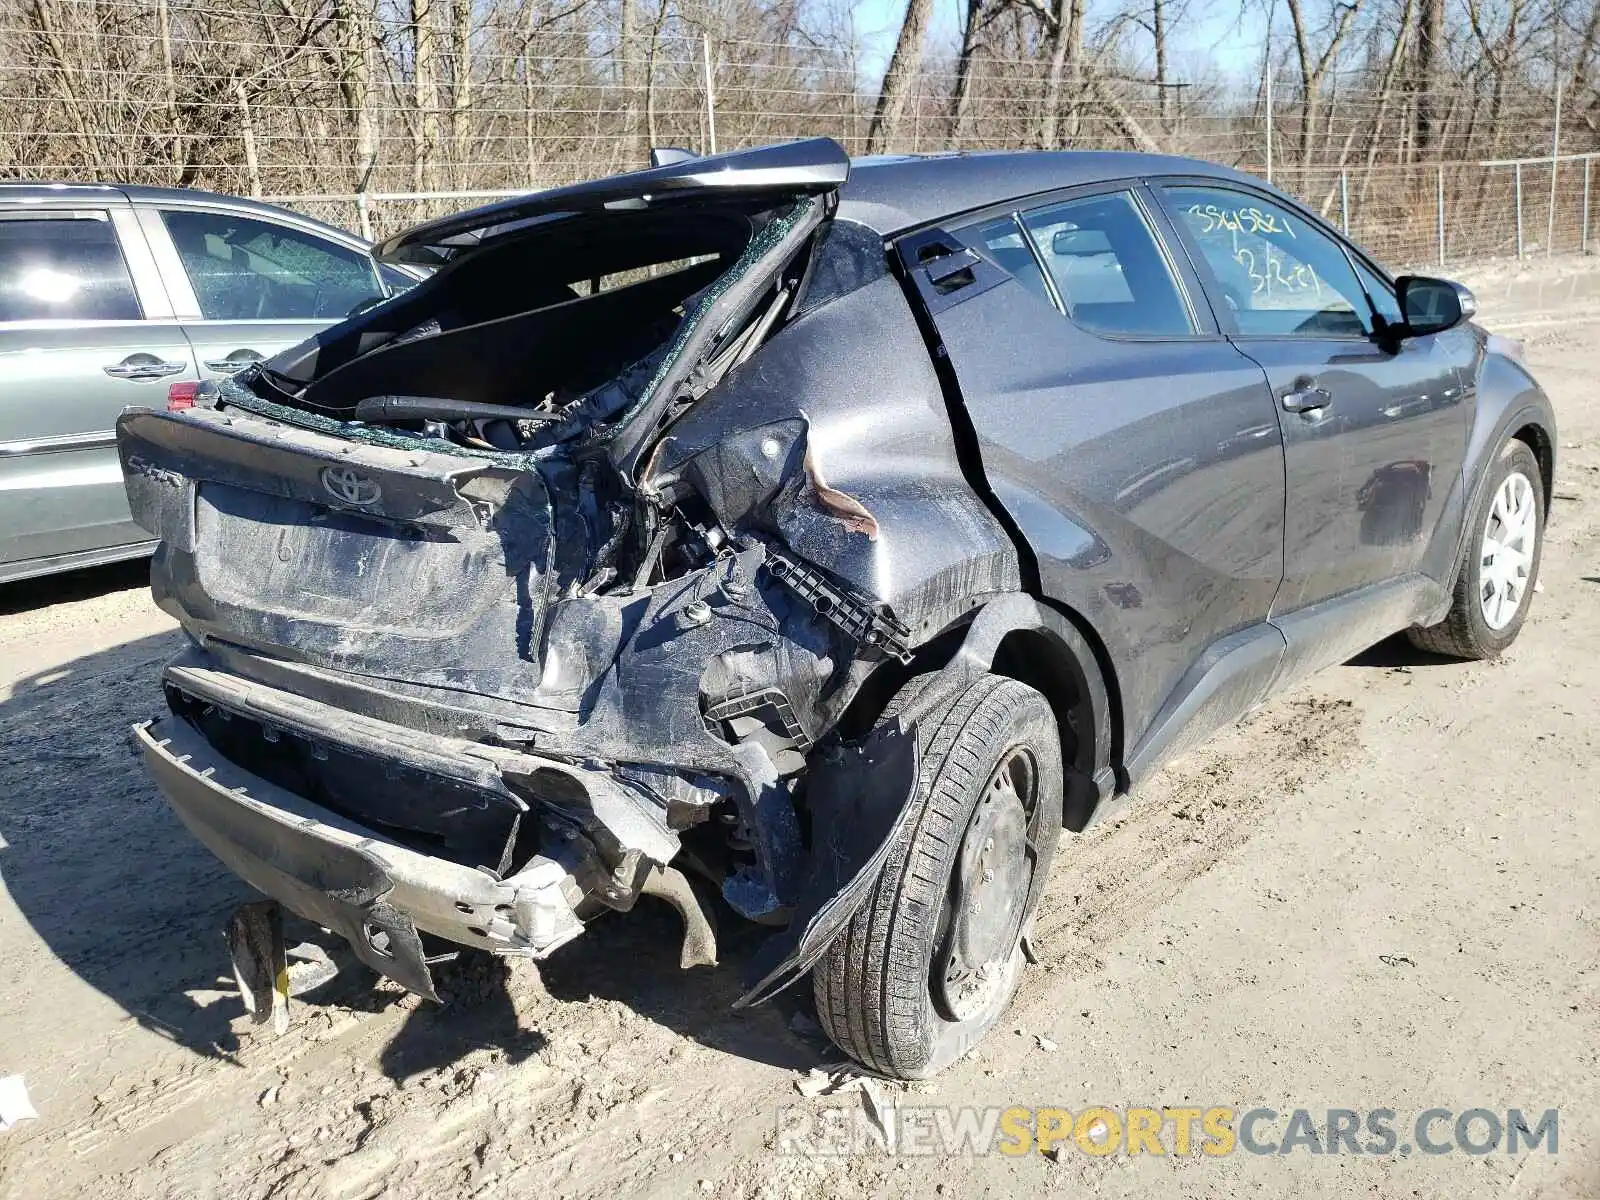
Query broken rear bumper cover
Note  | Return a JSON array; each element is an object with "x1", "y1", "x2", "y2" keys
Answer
[{"x1": 135, "y1": 714, "x2": 596, "y2": 1003}]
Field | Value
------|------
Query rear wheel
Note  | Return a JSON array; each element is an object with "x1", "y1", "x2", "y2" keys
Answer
[
  {"x1": 1408, "y1": 438, "x2": 1545, "y2": 659},
  {"x1": 813, "y1": 675, "x2": 1063, "y2": 1079}
]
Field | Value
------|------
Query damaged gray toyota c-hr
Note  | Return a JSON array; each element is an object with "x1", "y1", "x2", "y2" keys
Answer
[{"x1": 119, "y1": 137, "x2": 1556, "y2": 1078}]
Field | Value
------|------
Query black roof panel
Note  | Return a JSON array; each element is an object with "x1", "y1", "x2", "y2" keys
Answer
[{"x1": 835, "y1": 150, "x2": 1268, "y2": 234}]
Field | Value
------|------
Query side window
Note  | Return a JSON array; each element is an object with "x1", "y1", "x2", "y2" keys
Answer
[
  {"x1": 1353, "y1": 258, "x2": 1403, "y2": 329},
  {"x1": 1165, "y1": 185, "x2": 1373, "y2": 337},
  {"x1": 379, "y1": 263, "x2": 425, "y2": 296},
  {"x1": 161, "y1": 209, "x2": 383, "y2": 321},
  {"x1": 1017, "y1": 191, "x2": 1194, "y2": 336},
  {"x1": 956, "y1": 214, "x2": 1054, "y2": 308},
  {"x1": 0, "y1": 214, "x2": 141, "y2": 322}
]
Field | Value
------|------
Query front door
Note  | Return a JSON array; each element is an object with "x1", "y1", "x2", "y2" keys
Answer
[
  {"x1": 1156, "y1": 183, "x2": 1473, "y2": 620},
  {"x1": 0, "y1": 206, "x2": 197, "y2": 578},
  {"x1": 898, "y1": 183, "x2": 1289, "y2": 769}
]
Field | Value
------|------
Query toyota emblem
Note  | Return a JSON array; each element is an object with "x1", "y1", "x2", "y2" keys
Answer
[{"x1": 320, "y1": 465, "x2": 382, "y2": 507}]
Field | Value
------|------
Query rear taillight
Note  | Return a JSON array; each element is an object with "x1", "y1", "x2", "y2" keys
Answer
[{"x1": 167, "y1": 381, "x2": 199, "y2": 412}]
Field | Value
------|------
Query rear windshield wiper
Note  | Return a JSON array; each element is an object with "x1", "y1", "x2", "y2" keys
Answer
[{"x1": 351, "y1": 395, "x2": 562, "y2": 425}]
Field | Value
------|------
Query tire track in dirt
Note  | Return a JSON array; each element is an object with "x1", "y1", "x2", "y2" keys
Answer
[{"x1": 1027, "y1": 693, "x2": 1365, "y2": 980}]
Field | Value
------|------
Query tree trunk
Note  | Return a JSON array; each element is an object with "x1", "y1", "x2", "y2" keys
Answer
[
  {"x1": 1153, "y1": 0, "x2": 1169, "y2": 127},
  {"x1": 412, "y1": 0, "x2": 439, "y2": 191},
  {"x1": 1317, "y1": 0, "x2": 1410, "y2": 214},
  {"x1": 1037, "y1": 0, "x2": 1082, "y2": 149},
  {"x1": 157, "y1": 0, "x2": 182, "y2": 179},
  {"x1": 27, "y1": 0, "x2": 106, "y2": 174},
  {"x1": 1284, "y1": 0, "x2": 1362, "y2": 167},
  {"x1": 521, "y1": 0, "x2": 538, "y2": 186},
  {"x1": 866, "y1": 0, "x2": 933, "y2": 154},
  {"x1": 337, "y1": 0, "x2": 376, "y2": 192},
  {"x1": 619, "y1": 0, "x2": 644, "y2": 168},
  {"x1": 644, "y1": 0, "x2": 669, "y2": 151},
  {"x1": 1414, "y1": 0, "x2": 1444, "y2": 154},
  {"x1": 450, "y1": 0, "x2": 472, "y2": 186},
  {"x1": 947, "y1": 0, "x2": 985, "y2": 145},
  {"x1": 234, "y1": 79, "x2": 262, "y2": 197}
]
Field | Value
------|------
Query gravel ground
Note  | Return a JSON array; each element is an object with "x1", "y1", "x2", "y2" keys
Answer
[{"x1": 1, "y1": 319, "x2": 1598, "y2": 1200}]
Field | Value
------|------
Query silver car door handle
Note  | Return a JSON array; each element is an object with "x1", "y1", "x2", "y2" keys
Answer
[
  {"x1": 204, "y1": 350, "x2": 265, "y2": 373},
  {"x1": 104, "y1": 358, "x2": 187, "y2": 381},
  {"x1": 1280, "y1": 387, "x2": 1332, "y2": 413}
]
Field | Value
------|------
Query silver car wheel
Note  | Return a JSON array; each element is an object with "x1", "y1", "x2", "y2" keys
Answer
[{"x1": 1479, "y1": 470, "x2": 1537, "y2": 631}]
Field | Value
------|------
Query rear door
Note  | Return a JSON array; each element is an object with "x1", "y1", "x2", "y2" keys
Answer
[
  {"x1": 898, "y1": 183, "x2": 1289, "y2": 771},
  {"x1": 1155, "y1": 181, "x2": 1473, "y2": 625},
  {"x1": 137, "y1": 202, "x2": 392, "y2": 382},
  {"x1": 0, "y1": 204, "x2": 197, "y2": 578}
]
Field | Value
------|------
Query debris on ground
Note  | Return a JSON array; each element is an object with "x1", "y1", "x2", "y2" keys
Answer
[
  {"x1": 857, "y1": 1079, "x2": 891, "y2": 1146},
  {"x1": 1379, "y1": 955, "x2": 1417, "y2": 968},
  {"x1": 795, "y1": 1066, "x2": 862, "y2": 1098},
  {"x1": 0, "y1": 1075, "x2": 38, "y2": 1131},
  {"x1": 794, "y1": 1065, "x2": 892, "y2": 1146}
]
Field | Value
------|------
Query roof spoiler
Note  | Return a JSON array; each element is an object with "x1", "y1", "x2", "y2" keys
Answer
[{"x1": 375, "y1": 137, "x2": 851, "y2": 266}]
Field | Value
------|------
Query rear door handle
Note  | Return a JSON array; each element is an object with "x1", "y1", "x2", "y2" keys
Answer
[
  {"x1": 1281, "y1": 386, "x2": 1332, "y2": 413},
  {"x1": 923, "y1": 247, "x2": 981, "y2": 293},
  {"x1": 103, "y1": 355, "x2": 188, "y2": 381},
  {"x1": 204, "y1": 349, "x2": 265, "y2": 373}
]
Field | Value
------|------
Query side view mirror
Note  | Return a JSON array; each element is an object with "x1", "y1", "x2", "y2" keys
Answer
[{"x1": 1394, "y1": 275, "x2": 1476, "y2": 337}]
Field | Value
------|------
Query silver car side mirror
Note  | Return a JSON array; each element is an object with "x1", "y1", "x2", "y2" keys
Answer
[{"x1": 1395, "y1": 275, "x2": 1476, "y2": 337}]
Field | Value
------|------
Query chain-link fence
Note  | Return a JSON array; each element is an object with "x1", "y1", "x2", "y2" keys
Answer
[{"x1": 2, "y1": 0, "x2": 1595, "y2": 270}]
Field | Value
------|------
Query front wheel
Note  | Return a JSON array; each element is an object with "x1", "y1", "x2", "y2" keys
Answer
[
  {"x1": 1408, "y1": 438, "x2": 1545, "y2": 659},
  {"x1": 813, "y1": 675, "x2": 1063, "y2": 1079}
]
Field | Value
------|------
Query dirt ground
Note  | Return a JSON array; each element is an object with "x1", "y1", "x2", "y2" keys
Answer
[{"x1": 2, "y1": 317, "x2": 1599, "y2": 1200}]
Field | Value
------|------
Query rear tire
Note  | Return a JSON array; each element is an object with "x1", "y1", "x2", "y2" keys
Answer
[
  {"x1": 813, "y1": 675, "x2": 1063, "y2": 1079},
  {"x1": 1407, "y1": 438, "x2": 1545, "y2": 660}
]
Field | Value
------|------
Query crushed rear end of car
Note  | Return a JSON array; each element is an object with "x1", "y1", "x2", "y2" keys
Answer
[{"x1": 118, "y1": 139, "x2": 1025, "y2": 1011}]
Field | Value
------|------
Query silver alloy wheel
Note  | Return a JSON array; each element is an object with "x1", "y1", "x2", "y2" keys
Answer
[{"x1": 1479, "y1": 470, "x2": 1538, "y2": 630}]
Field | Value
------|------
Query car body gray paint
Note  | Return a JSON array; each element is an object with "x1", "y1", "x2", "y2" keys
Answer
[{"x1": 114, "y1": 145, "x2": 1560, "y2": 1012}]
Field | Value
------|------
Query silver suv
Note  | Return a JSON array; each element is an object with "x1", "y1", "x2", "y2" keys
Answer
[{"x1": 0, "y1": 184, "x2": 418, "y2": 583}]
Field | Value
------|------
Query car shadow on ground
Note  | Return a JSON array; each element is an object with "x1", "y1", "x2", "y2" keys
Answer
[
  {"x1": 0, "y1": 577, "x2": 823, "y2": 1081},
  {"x1": 367, "y1": 898, "x2": 822, "y2": 1083},
  {"x1": 0, "y1": 618, "x2": 259, "y2": 1062},
  {"x1": 0, "y1": 557, "x2": 153, "y2": 616},
  {"x1": 1343, "y1": 632, "x2": 1459, "y2": 669}
]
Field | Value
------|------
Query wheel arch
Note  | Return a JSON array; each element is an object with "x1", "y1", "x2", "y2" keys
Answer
[
  {"x1": 839, "y1": 592, "x2": 1121, "y2": 830},
  {"x1": 1510, "y1": 419, "x2": 1555, "y2": 517}
]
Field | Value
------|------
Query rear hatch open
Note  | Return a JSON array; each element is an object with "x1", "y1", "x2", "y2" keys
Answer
[{"x1": 118, "y1": 138, "x2": 850, "y2": 704}]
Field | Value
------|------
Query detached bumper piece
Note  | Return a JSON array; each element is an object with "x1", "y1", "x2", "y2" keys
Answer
[{"x1": 134, "y1": 716, "x2": 590, "y2": 1002}]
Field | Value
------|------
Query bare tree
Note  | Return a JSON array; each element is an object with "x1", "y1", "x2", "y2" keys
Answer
[
  {"x1": 1413, "y1": 0, "x2": 1444, "y2": 150},
  {"x1": 1037, "y1": 0, "x2": 1084, "y2": 147},
  {"x1": 1283, "y1": 0, "x2": 1365, "y2": 165},
  {"x1": 412, "y1": 0, "x2": 440, "y2": 190},
  {"x1": 337, "y1": 0, "x2": 377, "y2": 191},
  {"x1": 867, "y1": 0, "x2": 934, "y2": 153}
]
